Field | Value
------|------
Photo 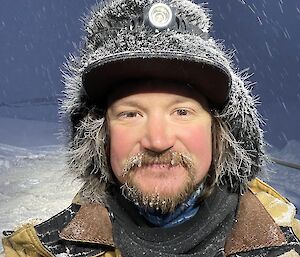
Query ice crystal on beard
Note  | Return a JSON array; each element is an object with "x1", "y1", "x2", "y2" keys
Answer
[{"x1": 122, "y1": 152, "x2": 144, "y2": 176}]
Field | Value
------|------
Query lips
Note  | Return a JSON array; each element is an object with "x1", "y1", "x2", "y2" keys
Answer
[{"x1": 125, "y1": 166, "x2": 189, "y2": 189}]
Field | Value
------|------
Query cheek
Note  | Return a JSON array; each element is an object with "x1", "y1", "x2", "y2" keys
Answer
[
  {"x1": 109, "y1": 126, "x2": 137, "y2": 181},
  {"x1": 180, "y1": 124, "x2": 212, "y2": 179}
]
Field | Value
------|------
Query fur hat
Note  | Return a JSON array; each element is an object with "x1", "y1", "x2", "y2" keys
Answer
[{"x1": 61, "y1": 0, "x2": 266, "y2": 203}]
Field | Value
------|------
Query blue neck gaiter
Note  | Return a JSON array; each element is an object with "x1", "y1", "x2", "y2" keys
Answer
[{"x1": 138, "y1": 184, "x2": 204, "y2": 228}]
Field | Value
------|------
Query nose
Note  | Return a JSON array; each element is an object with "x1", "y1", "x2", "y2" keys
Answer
[{"x1": 140, "y1": 114, "x2": 175, "y2": 153}]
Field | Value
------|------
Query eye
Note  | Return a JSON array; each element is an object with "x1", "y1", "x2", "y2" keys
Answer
[
  {"x1": 175, "y1": 109, "x2": 189, "y2": 116},
  {"x1": 118, "y1": 111, "x2": 141, "y2": 119},
  {"x1": 172, "y1": 107, "x2": 195, "y2": 120}
]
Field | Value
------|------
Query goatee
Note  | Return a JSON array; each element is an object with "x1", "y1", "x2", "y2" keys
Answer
[{"x1": 120, "y1": 150, "x2": 197, "y2": 213}]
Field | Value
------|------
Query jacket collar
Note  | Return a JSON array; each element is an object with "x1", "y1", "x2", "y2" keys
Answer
[
  {"x1": 60, "y1": 190, "x2": 287, "y2": 256},
  {"x1": 224, "y1": 189, "x2": 287, "y2": 255},
  {"x1": 60, "y1": 203, "x2": 114, "y2": 247}
]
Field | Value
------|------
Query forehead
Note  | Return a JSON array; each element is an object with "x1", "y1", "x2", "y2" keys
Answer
[{"x1": 107, "y1": 80, "x2": 209, "y2": 107}]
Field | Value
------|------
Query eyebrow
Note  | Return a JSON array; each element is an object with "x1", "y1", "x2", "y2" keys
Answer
[
  {"x1": 114, "y1": 96, "x2": 192, "y2": 106},
  {"x1": 170, "y1": 97, "x2": 193, "y2": 105},
  {"x1": 111, "y1": 99, "x2": 144, "y2": 108}
]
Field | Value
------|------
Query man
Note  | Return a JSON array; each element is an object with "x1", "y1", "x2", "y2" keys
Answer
[{"x1": 2, "y1": 0, "x2": 300, "y2": 256}]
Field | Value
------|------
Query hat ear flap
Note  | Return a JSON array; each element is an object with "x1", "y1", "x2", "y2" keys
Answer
[{"x1": 216, "y1": 74, "x2": 266, "y2": 192}]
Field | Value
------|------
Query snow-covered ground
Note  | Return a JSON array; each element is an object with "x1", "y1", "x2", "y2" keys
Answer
[
  {"x1": 0, "y1": 118, "x2": 82, "y2": 252},
  {"x1": 0, "y1": 144, "x2": 81, "y2": 231},
  {"x1": 0, "y1": 118, "x2": 299, "y2": 252}
]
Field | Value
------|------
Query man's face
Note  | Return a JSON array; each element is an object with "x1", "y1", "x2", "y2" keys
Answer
[{"x1": 107, "y1": 81, "x2": 212, "y2": 212}]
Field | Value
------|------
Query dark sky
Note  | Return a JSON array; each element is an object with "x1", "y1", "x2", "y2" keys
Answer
[{"x1": 0, "y1": 0, "x2": 299, "y2": 148}]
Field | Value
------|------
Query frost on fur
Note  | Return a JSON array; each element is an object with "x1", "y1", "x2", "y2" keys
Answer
[
  {"x1": 215, "y1": 72, "x2": 267, "y2": 193},
  {"x1": 66, "y1": 112, "x2": 112, "y2": 203}
]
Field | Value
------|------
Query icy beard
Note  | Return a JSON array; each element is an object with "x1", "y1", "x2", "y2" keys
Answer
[{"x1": 119, "y1": 150, "x2": 197, "y2": 214}]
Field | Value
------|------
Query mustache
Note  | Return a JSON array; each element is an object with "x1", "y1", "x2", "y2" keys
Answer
[{"x1": 122, "y1": 150, "x2": 194, "y2": 176}]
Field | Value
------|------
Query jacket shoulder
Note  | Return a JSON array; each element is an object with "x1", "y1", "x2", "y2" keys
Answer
[
  {"x1": 1, "y1": 204, "x2": 109, "y2": 257},
  {"x1": 225, "y1": 179, "x2": 300, "y2": 256},
  {"x1": 249, "y1": 178, "x2": 300, "y2": 240},
  {"x1": 2, "y1": 223, "x2": 53, "y2": 257}
]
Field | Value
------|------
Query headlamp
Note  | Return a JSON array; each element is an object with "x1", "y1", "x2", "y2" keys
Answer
[{"x1": 148, "y1": 3, "x2": 173, "y2": 29}]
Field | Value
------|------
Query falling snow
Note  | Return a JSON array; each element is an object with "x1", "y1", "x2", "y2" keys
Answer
[{"x1": 0, "y1": 0, "x2": 300, "y2": 252}]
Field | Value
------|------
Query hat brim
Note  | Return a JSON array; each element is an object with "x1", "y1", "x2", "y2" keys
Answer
[{"x1": 83, "y1": 52, "x2": 231, "y2": 110}]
